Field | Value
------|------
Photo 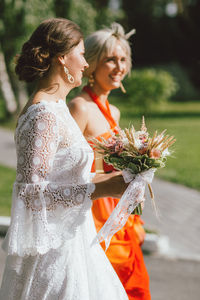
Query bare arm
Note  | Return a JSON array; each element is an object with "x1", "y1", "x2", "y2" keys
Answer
[
  {"x1": 91, "y1": 173, "x2": 128, "y2": 200},
  {"x1": 68, "y1": 98, "x2": 127, "y2": 200}
]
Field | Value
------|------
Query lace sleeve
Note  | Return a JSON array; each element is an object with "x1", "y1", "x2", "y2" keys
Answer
[
  {"x1": 3, "y1": 105, "x2": 95, "y2": 256},
  {"x1": 15, "y1": 109, "x2": 94, "y2": 210}
]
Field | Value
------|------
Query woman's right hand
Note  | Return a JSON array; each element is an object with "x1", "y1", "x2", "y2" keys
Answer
[{"x1": 91, "y1": 172, "x2": 128, "y2": 200}]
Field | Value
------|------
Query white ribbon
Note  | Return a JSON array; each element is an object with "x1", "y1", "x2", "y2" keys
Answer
[{"x1": 93, "y1": 168, "x2": 155, "y2": 250}]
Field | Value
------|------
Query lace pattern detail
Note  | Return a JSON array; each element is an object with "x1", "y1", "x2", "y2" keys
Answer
[
  {"x1": 0, "y1": 219, "x2": 128, "y2": 300},
  {"x1": 3, "y1": 101, "x2": 95, "y2": 256},
  {"x1": 16, "y1": 182, "x2": 90, "y2": 211},
  {"x1": 94, "y1": 169, "x2": 155, "y2": 250},
  {"x1": 16, "y1": 107, "x2": 58, "y2": 184}
]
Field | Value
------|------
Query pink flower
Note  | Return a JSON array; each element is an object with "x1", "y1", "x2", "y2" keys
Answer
[
  {"x1": 139, "y1": 146, "x2": 148, "y2": 155},
  {"x1": 107, "y1": 136, "x2": 117, "y2": 144},
  {"x1": 114, "y1": 141, "x2": 124, "y2": 155},
  {"x1": 150, "y1": 149, "x2": 161, "y2": 159},
  {"x1": 106, "y1": 139, "x2": 124, "y2": 155}
]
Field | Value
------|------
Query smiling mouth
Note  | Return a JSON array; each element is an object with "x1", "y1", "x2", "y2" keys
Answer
[{"x1": 110, "y1": 75, "x2": 122, "y2": 82}]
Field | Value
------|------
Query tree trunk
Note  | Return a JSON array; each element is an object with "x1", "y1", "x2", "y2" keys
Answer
[
  {"x1": 17, "y1": 81, "x2": 28, "y2": 110},
  {"x1": 0, "y1": 44, "x2": 17, "y2": 114}
]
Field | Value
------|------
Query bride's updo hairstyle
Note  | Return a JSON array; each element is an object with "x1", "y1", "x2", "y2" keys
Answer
[
  {"x1": 15, "y1": 18, "x2": 83, "y2": 82},
  {"x1": 84, "y1": 23, "x2": 135, "y2": 78}
]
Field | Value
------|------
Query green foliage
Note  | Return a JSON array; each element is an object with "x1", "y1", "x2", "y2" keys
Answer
[
  {"x1": 124, "y1": 68, "x2": 178, "y2": 113},
  {"x1": 122, "y1": 0, "x2": 200, "y2": 88},
  {"x1": 57, "y1": 0, "x2": 124, "y2": 36},
  {"x1": 150, "y1": 63, "x2": 200, "y2": 101},
  {"x1": 95, "y1": 7, "x2": 125, "y2": 30},
  {"x1": 67, "y1": 0, "x2": 97, "y2": 36},
  {"x1": 105, "y1": 154, "x2": 162, "y2": 174},
  {"x1": 53, "y1": 0, "x2": 97, "y2": 36},
  {"x1": 0, "y1": 0, "x2": 55, "y2": 109}
]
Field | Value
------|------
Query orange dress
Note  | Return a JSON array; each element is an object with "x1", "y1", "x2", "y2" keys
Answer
[{"x1": 84, "y1": 86, "x2": 151, "y2": 300}]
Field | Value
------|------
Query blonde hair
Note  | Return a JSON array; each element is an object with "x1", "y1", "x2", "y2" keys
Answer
[{"x1": 84, "y1": 23, "x2": 135, "y2": 78}]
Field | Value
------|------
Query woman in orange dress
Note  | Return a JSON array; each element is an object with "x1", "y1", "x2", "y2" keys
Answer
[{"x1": 68, "y1": 23, "x2": 151, "y2": 300}]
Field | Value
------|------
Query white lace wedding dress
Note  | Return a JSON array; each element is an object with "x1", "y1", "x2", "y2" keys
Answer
[{"x1": 0, "y1": 100, "x2": 128, "y2": 300}]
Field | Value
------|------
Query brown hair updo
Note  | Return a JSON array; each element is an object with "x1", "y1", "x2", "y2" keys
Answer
[{"x1": 15, "y1": 18, "x2": 83, "y2": 82}]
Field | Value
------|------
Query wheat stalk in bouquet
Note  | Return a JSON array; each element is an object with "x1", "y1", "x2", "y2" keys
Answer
[{"x1": 91, "y1": 116, "x2": 176, "y2": 215}]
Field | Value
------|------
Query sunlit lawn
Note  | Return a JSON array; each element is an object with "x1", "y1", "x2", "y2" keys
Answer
[
  {"x1": 111, "y1": 100, "x2": 200, "y2": 190},
  {"x1": 0, "y1": 165, "x2": 16, "y2": 216}
]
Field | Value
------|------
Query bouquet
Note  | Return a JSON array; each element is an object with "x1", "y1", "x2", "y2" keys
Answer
[
  {"x1": 92, "y1": 116, "x2": 175, "y2": 214},
  {"x1": 92, "y1": 117, "x2": 176, "y2": 249}
]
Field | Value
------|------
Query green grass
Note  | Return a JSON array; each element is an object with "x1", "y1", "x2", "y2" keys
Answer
[
  {"x1": 138, "y1": 117, "x2": 199, "y2": 189},
  {"x1": 0, "y1": 165, "x2": 16, "y2": 216},
  {"x1": 110, "y1": 99, "x2": 200, "y2": 190}
]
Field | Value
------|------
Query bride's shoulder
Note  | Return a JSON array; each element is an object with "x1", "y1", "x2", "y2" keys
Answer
[
  {"x1": 27, "y1": 101, "x2": 59, "y2": 120},
  {"x1": 16, "y1": 101, "x2": 60, "y2": 131}
]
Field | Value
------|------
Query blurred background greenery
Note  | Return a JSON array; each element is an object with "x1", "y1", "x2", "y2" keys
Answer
[{"x1": 0, "y1": 0, "x2": 200, "y2": 215}]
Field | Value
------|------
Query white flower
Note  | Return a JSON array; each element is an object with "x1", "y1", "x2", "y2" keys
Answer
[
  {"x1": 122, "y1": 137, "x2": 129, "y2": 146},
  {"x1": 162, "y1": 148, "x2": 170, "y2": 157}
]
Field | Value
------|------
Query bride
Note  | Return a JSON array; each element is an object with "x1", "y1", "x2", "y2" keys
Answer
[{"x1": 0, "y1": 18, "x2": 128, "y2": 300}]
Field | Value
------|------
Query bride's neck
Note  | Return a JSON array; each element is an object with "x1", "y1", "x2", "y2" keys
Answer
[{"x1": 33, "y1": 73, "x2": 72, "y2": 103}]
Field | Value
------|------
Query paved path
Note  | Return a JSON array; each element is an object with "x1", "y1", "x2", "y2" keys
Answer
[
  {"x1": 0, "y1": 128, "x2": 16, "y2": 168},
  {"x1": 144, "y1": 255, "x2": 200, "y2": 300},
  {"x1": 0, "y1": 127, "x2": 200, "y2": 297},
  {"x1": 143, "y1": 178, "x2": 200, "y2": 260}
]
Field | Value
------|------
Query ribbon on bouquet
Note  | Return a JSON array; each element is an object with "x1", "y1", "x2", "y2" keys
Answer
[{"x1": 93, "y1": 168, "x2": 156, "y2": 250}]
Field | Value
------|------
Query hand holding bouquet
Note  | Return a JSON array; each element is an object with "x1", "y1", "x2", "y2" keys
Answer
[
  {"x1": 92, "y1": 116, "x2": 175, "y2": 214},
  {"x1": 92, "y1": 117, "x2": 176, "y2": 249}
]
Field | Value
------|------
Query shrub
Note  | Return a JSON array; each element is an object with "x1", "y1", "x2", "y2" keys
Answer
[
  {"x1": 151, "y1": 63, "x2": 200, "y2": 101},
  {"x1": 124, "y1": 68, "x2": 178, "y2": 113}
]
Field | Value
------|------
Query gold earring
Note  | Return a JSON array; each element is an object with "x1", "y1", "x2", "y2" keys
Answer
[
  {"x1": 64, "y1": 66, "x2": 74, "y2": 84},
  {"x1": 88, "y1": 74, "x2": 94, "y2": 87},
  {"x1": 120, "y1": 82, "x2": 126, "y2": 93}
]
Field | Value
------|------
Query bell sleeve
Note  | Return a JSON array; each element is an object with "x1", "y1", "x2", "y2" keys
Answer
[{"x1": 2, "y1": 108, "x2": 95, "y2": 256}]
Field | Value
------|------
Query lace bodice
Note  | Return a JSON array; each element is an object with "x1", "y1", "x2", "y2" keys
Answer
[{"x1": 3, "y1": 100, "x2": 95, "y2": 256}]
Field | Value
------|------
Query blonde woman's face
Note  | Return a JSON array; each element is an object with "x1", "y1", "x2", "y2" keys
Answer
[{"x1": 93, "y1": 41, "x2": 127, "y2": 92}]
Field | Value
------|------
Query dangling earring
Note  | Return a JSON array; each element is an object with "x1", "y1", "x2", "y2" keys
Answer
[
  {"x1": 64, "y1": 66, "x2": 74, "y2": 84},
  {"x1": 88, "y1": 74, "x2": 94, "y2": 87},
  {"x1": 120, "y1": 82, "x2": 126, "y2": 93}
]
